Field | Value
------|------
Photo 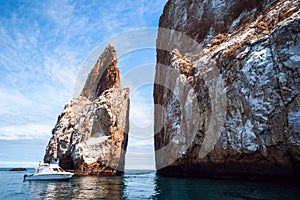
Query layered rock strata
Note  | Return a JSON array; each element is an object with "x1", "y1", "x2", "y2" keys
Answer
[
  {"x1": 44, "y1": 45, "x2": 129, "y2": 175},
  {"x1": 154, "y1": 0, "x2": 300, "y2": 180}
]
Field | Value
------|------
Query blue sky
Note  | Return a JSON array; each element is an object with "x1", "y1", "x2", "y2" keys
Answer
[{"x1": 0, "y1": 0, "x2": 167, "y2": 169}]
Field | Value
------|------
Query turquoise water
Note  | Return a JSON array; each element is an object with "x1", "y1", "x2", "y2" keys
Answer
[{"x1": 0, "y1": 169, "x2": 299, "y2": 199}]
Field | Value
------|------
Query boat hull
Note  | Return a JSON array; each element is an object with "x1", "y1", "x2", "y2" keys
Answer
[{"x1": 24, "y1": 173, "x2": 73, "y2": 181}]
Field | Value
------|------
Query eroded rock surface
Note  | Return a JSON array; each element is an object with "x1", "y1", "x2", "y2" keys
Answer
[
  {"x1": 44, "y1": 45, "x2": 129, "y2": 175},
  {"x1": 80, "y1": 45, "x2": 120, "y2": 101},
  {"x1": 154, "y1": 0, "x2": 300, "y2": 180}
]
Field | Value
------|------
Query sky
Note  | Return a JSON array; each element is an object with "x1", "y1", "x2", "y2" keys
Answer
[{"x1": 0, "y1": 0, "x2": 167, "y2": 169}]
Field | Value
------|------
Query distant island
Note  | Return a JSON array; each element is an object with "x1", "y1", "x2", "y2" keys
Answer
[{"x1": 9, "y1": 168, "x2": 27, "y2": 171}]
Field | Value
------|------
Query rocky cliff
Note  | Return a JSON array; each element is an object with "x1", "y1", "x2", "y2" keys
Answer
[
  {"x1": 154, "y1": 0, "x2": 300, "y2": 180},
  {"x1": 44, "y1": 45, "x2": 130, "y2": 175}
]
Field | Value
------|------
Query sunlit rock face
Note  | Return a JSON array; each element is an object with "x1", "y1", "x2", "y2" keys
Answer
[
  {"x1": 80, "y1": 45, "x2": 120, "y2": 101},
  {"x1": 44, "y1": 45, "x2": 130, "y2": 175},
  {"x1": 154, "y1": 0, "x2": 300, "y2": 180}
]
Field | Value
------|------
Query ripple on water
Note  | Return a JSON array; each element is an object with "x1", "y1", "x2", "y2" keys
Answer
[{"x1": 0, "y1": 169, "x2": 299, "y2": 199}]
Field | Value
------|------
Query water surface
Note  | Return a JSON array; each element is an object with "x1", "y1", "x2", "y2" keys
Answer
[{"x1": 0, "y1": 169, "x2": 299, "y2": 199}]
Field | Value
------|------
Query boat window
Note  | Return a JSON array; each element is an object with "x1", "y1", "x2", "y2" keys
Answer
[{"x1": 53, "y1": 168, "x2": 59, "y2": 172}]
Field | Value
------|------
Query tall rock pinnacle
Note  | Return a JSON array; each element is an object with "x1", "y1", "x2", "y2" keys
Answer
[
  {"x1": 80, "y1": 45, "x2": 120, "y2": 101},
  {"x1": 44, "y1": 45, "x2": 129, "y2": 175}
]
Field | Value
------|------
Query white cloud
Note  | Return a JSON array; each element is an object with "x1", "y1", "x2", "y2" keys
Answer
[
  {"x1": 45, "y1": 0, "x2": 75, "y2": 26},
  {"x1": 0, "y1": 124, "x2": 52, "y2": 140},
  {"x1": 0, "y1": 161, "x2": 37, "y2": 168},
  {"x1": 0, "y1": 87, "x2": 32, "y2": 111},
  {"x1": 0, "y1": 83, "x2": 68, "y2": 141},
  {"x1": 131, "y1": 103, "x2": 153, "y2": 128},
  {"x1": 127, "y1": 89, "x2": 155, "y2": 169},
  {"x1": 125, "y1": 152, "x2": 155, "y2": 170},
  {"x1": 0, "y1": 87, "x2": 58, "y2": 140},
  {"x1": 129, "y1": 88, "x2": 154, "y2": 135}
]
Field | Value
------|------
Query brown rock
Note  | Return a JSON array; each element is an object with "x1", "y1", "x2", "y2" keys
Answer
[
  {"x1": 80, "y1": 45, "x2": 120, "y2": 101},
  {"x1": 44, "y1": 45, "x2": 129, "y2": 175},
  {"x1": 9, "y1": 168, "x2": 27, "y2": 171},
  {"x1": 154, "y1": 0, "x2": 300, "y2": 180}
]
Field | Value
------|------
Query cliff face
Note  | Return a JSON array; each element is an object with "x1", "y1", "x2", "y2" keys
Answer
[
  {"x1": 44, "y1": 45, "x2": 129, "y2": 175},
  {"x1": 154, "y1": 0, "x2": 300, "y2": 180}
]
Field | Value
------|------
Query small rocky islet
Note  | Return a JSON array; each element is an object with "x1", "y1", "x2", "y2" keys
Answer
[{"x1": 9, "y1": 168, "x2": 27, "y2": 171}]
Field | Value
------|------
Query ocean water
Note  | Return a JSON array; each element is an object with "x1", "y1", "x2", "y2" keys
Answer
[{"x1": 0, "y1": 169, "x2": 299, "y2": 200}]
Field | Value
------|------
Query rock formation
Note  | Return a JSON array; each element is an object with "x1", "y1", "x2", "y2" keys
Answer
[
  {"x1": 44, "y1": 45, "x2": 130, "y2": 175},
  {"x1": 154, "y1": 0, "x2": 300, "y2": 180}
]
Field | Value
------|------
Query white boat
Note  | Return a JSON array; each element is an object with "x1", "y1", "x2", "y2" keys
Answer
[{"x1": 23, "y1": 159, "x2": 73, "y2": 181}]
